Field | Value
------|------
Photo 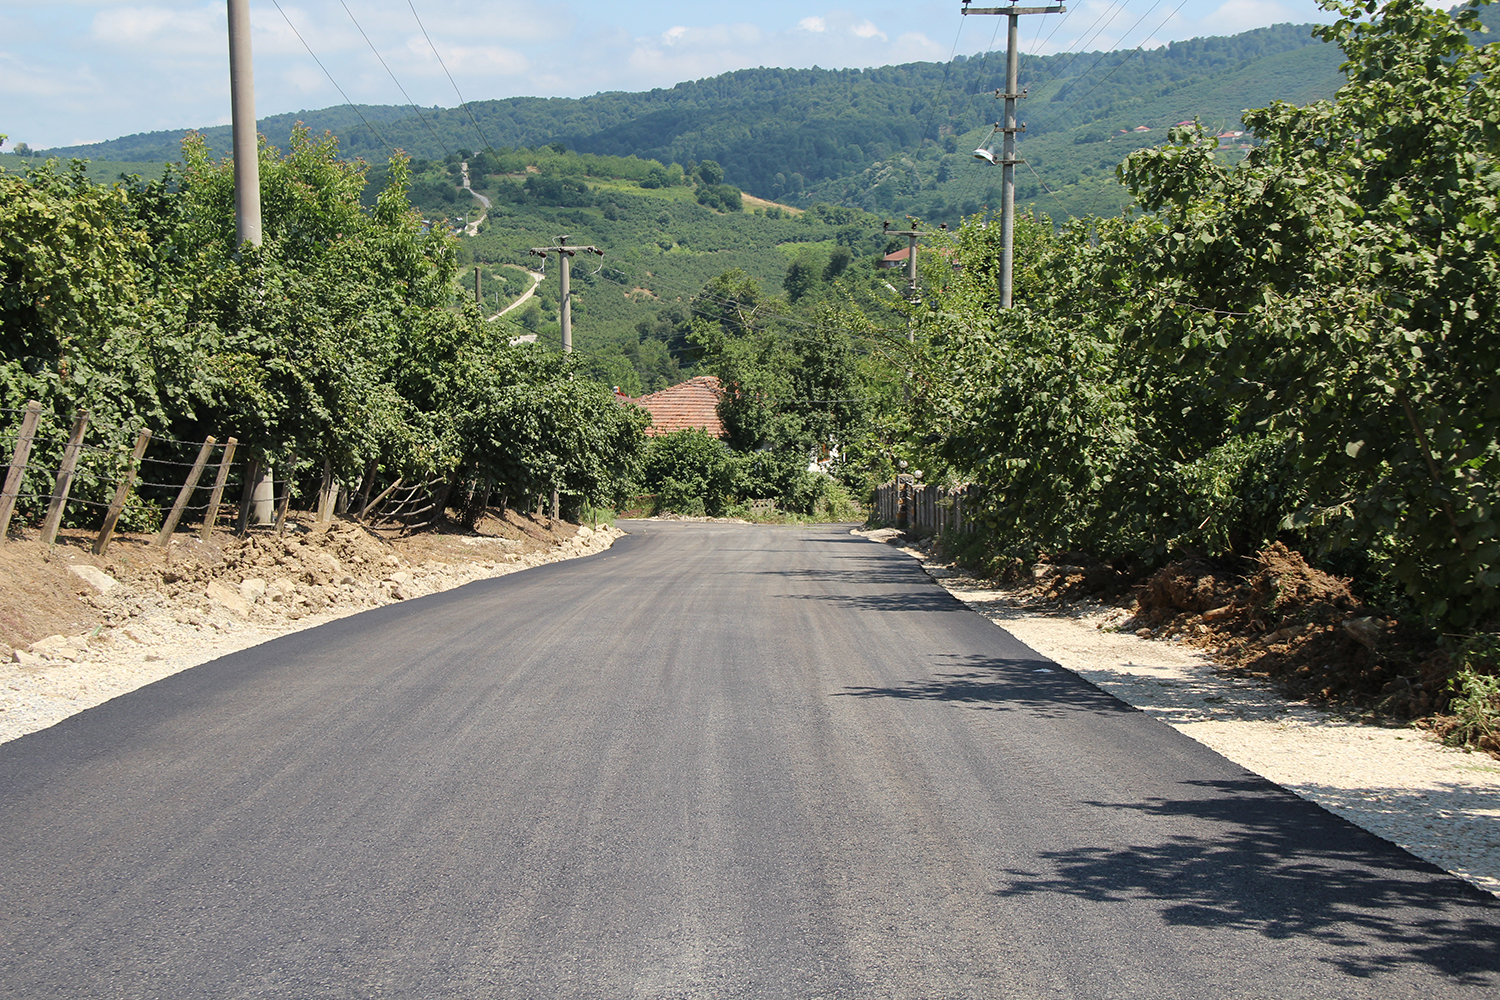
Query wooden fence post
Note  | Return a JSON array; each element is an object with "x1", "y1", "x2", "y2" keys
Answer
[
  {"x1": 93, "y1": 428, "x2": 152, "y2": 555},
  {"x1": 39, "y1": 411, "x2": 91, "y2": 547},
  {"x1": 235, "y1": 455, "x2": 261, "y2": 537},
  {"x1": 274, "y1": 453, "x2": 296, "y2": 536},
  {"x1": 155, "y1": 436, "x2": 215, "y2": 547},
  {"x1": 0, "y1": 400, "x2": 43, "y2": 542},
  {"x1": 200, "y1": 437, "x2": 237, "y2": 541},
  {"x1": 316, "y1": 456, "x2": 335, "y2": 524}
]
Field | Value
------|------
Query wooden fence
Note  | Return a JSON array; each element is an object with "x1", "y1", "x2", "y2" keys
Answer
[
  {"x1": 0, "y1": 400, "x2": 439, "y2": 554},
  {"x1": 871, "y1": 476, "x2": 980, "y2": 539}
]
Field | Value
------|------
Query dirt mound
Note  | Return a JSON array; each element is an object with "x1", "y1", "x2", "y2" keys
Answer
[
  {"x1": 1246, "y1": 542, "x2": 1360, "y2": 625},
  {"x1": 0, "y1": 509, "x2": 591, "y2": 661},
  {"x1": 1141, "y1": 557, "x2": 1234, "y2": 615},
  {"x1": 1119, "y1": 543, "x2": 1451, "y2": 717}
]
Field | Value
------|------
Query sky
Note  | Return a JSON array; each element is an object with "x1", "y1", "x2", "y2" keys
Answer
[{"x1": 0, "y1": 0, "x2": 1383, "y2": 150}]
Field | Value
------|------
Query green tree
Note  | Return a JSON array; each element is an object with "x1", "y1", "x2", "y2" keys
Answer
[{"x1": 1113, "y1": 0, "x2": 1500, "y2": 625}]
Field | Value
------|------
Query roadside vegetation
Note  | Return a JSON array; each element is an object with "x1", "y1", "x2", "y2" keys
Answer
[{"x1": 898, "y1": 0, "x2": 1500, "y2": 743}]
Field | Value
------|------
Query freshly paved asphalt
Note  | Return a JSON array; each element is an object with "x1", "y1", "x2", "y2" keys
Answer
[{"x1": 1, "y1": 521, "x2": 1496, "y2": 999}]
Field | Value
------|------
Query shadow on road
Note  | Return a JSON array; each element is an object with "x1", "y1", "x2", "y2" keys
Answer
[
  {"x1": 786, "y1": 589, "x2": 970, "y2": 614},
  {"x1": 765, "y1": 563, "x2": 925, "y2": 586},
  {"x1": 993, "y1": 778, "x2": 1500, "y2": 984},
  {"x1": 833, "y1": 652, "x2": 1131, "y2": 718}
]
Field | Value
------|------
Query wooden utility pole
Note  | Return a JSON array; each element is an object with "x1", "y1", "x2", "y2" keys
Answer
[
  {"x1": 963, "y1": 1, "x2": 1064, "y2": 308},
  {"x1": 528, "y1": 235, "x2": 603, "y2": 355},
  {"x1": 227, "y1": 0, "x2": 262, "y2": 247}
]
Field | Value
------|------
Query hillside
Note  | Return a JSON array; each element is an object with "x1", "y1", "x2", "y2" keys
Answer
[
  {"x1": 393, "y1": 149, "x2": 890, "y2": 394},
  {"x1": 31, "y1": 21, "x2": 1349, "y2": 226}
]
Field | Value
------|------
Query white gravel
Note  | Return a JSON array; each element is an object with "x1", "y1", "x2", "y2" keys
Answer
[{"x1": 858, "y1": 530, "x2": 1500, "y2": 899}]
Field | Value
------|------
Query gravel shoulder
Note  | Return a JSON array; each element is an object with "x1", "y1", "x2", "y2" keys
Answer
[{"x1": 854, "y1": 528, "x2": 1500, "y2": 898}]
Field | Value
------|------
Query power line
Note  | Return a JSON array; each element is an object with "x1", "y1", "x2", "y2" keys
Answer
[
  {"x1": 337, "y1": 0, "x2": 450, "y2": 157},
  {"x1": 1031, "y1": 0, "x2": 1181, "y2": 134},
  {"x1": 1022, "y1": 0, "x2": 1137, "y2": 98},
  {"x1": 917, "y1": 17, "x2": 970, "y2": 147},
  {"x1": 268, "y1": 0, "x2": 395, "y2": 155},
  {"x1": 406, "y1": 0, "x2": 498, "y2": 158}
]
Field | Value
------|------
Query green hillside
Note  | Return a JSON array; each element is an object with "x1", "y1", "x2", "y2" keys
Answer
[
  {"x1": 396, "y1": 149, "x2": 891, "y2": 395},
  {"x1": 34, "y1": 104, "x2": 416, "y2": 164},
  {"x1": 32, "y1": 21, "x2": 1348, "y2": 227}
]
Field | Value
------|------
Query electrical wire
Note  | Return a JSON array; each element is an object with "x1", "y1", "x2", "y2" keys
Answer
[
  {"x1": 337, "y1": 0, "x2": 451, "y2": 157},
  {"x1": 1022, "y1": 0, "x2": 1137, "y2": 98},
  {"x1": 917, "y1": 17, "x2": 970, "y2": 147},
  {"x1": 268, "y1": 0, "x2": 396, "y2": 155},
  {"x1": 1031, "y1": 0, "x2": 1185, "y2": 135},
  {"x1": 406, "y1": 0, "x2": 500, "y2": 158},
  {"x1": 1024, "y1": 160, "x2": 1076, "y2": 220}
]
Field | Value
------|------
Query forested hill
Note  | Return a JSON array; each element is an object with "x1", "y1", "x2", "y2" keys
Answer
[{"x1": 42, "y1": 22, "x2": 1340, "y2": 201}]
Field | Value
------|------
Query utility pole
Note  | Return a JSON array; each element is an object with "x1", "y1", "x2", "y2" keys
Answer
[
  {"x1": 227, "y1": 0, "x2": 262, "y2": 247},
  {"x1": 526, "y1": 236, "x2": 603, "y2": 524},
  {"x1": 528, "y1": 235, "x2": 604, "y2": 354},
  {"x1": 474, "y1": 266, "x2": 482, "y2": 305},
  {"x1": 228, "y1": 0, "x2": 273, "y2": 522},
  {"x1": 963, "y1": 1, "x2": 1064, "y2": 308},
  {"x1": 883, "y1": 221, "x2": 925, "y2": 343}
]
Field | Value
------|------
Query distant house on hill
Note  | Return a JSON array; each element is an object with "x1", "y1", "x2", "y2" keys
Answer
[
  {"x1": 623, "y1": 375, "x2": 727, "y2": 438},
  {"x1": 880, "y1": 245, "x2": 960, "y2": 272}
]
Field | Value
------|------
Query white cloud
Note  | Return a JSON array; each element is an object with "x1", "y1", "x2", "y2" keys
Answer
[
  {"x1": 1201, "y1": 0, "x2": 1298, "y2": 34},
  {"x1": 90, "y1": 4, "x2": 223, "y2": 56},
  {"x1": 853, "y1": 20, "x2": 887, "y2": 42},
  {"x1": 799, "y1": 16, "x2": 827, "y2": 33}
]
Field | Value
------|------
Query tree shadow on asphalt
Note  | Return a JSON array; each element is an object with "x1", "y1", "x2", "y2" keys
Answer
[
  {"x1": 833, "y1": 652, "x2": 1132, "y2": 718},
  {"x1": 785, "y1": 589, "x2": 974, "y2": 614},
  {"x1": 766, "y1": 562, "x2": 927, "y2": 586},
  {"x1": 993, "y1": 778, "x2": 1500, "y2": 984}
]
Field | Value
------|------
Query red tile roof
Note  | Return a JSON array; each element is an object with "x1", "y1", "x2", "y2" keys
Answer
[{"x1": 630, "y1": 375, "x2": 727, "y2": 438}]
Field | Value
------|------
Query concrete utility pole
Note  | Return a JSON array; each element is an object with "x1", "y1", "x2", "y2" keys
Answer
[
  {"x1": 228, "y1": 0, "x2": 273, "y2": 522},
  {"x1": 227, "y1": 0, "x2": 262, "y2": 247},
  {"x1": 528, "y1": 235, "x2": 604, "y2": 354},
  {"x1": 962, "y1": 1, "x2": 1064, "y2": 308},
  {"x1": 884, "y1": 222, "x2": 926, "y2": 343},
  {"x1": 526, "y1": 236, "x2": 602, "y2": 524}
]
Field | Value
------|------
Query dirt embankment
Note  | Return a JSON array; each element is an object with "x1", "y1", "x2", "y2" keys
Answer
[
  {"x1": 941, "y1": 539, "x2": 1485, "y2": 749},
  {"x1": 0, "y1": 511, "x2": 621, "y2": 742}
]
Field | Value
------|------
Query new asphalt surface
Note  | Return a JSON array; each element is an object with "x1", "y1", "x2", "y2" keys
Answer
[{"x1": 1, "y1": 520, "x2": 1496, "y2": 998}]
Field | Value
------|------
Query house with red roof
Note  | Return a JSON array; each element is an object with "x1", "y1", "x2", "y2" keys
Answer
[{"x1": 623, "y1": 375, "x2": 727, "y2": 438}]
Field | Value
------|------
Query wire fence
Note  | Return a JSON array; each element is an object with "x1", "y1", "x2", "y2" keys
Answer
[{"x1": 0, "y1": 402, "x2": 464, "y2": 552}]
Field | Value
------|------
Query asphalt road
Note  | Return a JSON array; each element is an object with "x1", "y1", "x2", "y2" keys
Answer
[{"x1": 1, "y1": 521, "x2": 1496, "y2": 999}]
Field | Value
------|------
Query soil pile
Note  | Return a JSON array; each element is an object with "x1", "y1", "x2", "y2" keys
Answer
[
  {"x1": 1, "y1": 510, "x2": 610, "y2": 664},
  {"x1": 1126, "y1": 543, "x2": 1446, "y2": 717}
]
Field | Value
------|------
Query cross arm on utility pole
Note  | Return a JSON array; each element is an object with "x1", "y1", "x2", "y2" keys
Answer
[
  {"x1": 961, "y1": 3, "x2": 1065, "y2": 14},
  {"x1": 880, "y1": 220, "x2": 951, "y2": 343},
  {"x1": 527, "y1": 235, "x2": 603, "y2": 355},
  {"x1": 960, "y1": 0, "x2": 1065, "y2": 309}
]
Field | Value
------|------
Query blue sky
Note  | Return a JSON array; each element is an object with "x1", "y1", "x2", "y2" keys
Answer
[{"x1": 2, "y1": 1, "x2": 1368, "y2": 150}]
